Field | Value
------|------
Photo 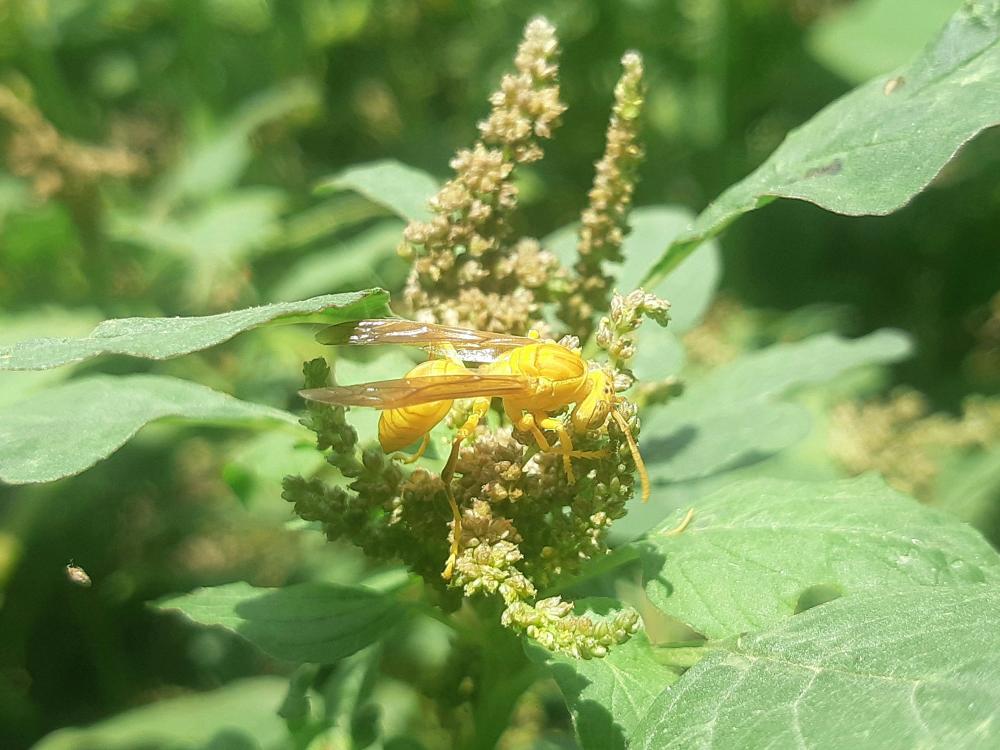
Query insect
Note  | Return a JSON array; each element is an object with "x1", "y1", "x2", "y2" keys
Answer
[
  {"x1": 65, "y1": 561, "x2": 92, "y2": 587},
  {"x1": 301, "y1": 318, "x2": 650, "y2": 578}
]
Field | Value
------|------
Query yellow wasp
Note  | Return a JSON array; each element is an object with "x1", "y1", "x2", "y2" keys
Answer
[{"x1": 300, "y1": 318, "x2": 650, "y2": 577}]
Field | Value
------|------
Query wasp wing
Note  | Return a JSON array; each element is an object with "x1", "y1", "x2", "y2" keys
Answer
[
  {"x1": 316, "y1": 319, "x2": 537, "y2": 364},
  {"x1": 300, "y1": 372, "x2": 535, "y2": 409}
]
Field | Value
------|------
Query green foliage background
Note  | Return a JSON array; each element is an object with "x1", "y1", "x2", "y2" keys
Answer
[{"x1": 1, "y1": 1, "x2": 999, "y2": 748}]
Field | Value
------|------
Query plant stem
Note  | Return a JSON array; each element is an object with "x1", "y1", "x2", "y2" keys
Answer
[{"x1": 465, "y1": 614, "x2": 540, "y2": 750}]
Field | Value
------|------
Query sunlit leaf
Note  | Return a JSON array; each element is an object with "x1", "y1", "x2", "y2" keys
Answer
[
  {"x1": 614, "y1": 207, "x2": 721, "y2": 333},
  {"x1": 0, "y1": 174, "x2": 30, "y2": 223},
  {"x1": 33, "y1": 677, "x2": 289, "y2": 750},
  {"x1": 112, "y1": 188, "x2": 286, "y2": 261},
  {"x1": 631, "y1": 325, "x2": 685, "y2": 383},
  {"x1": 645, "y1": 0, "x2": 1000, "y2": 284},
  {"x1": 527, "y1": 603, "x2": 679, "y2": 750},
  {"x1": 0, "y1": 375, "x2": 300, "y2": 485},
  {"x1": 643, "y1": 330, "x2": 912, "y2": 483},
  {"x1": 643, "y1": 476, "x2": 1000, "y2": 640},
  {"x1": 809, "y1": 0, "x2": 960, "y2": 83},
  {"x1": 156, "y1": 581, "x2": 406, "y2": 663},
  {"x1": 633, "y1": 586, "x2": 1000, "y2": 750},
  {"x1": 930, "y1": 445, "x2": 1000, "y2": 539},
  {"x1": 544, "y1": 206, "x2": 721, "y2": 333},
  {"x1": 271, "y1": 220, "x2": 405, "y2": 302},
  {"x1": 0, "y1": 308, "x2": 100, "y2": 407},
  {"x1": 223, "y1": 431, "x2": 326, "y2": 507},
  {"x1": 645, "y1": 401, "x2": 813, "y2": 484},
  {"x1": 0, "y1": 290, "x2": 388, "y2": 371},
  {"x1": 317, "y1": 160, "x2": 439, "y2": 222},
  {"x1": 156, "y1": 79, "x2": 320, "y2": 207}
]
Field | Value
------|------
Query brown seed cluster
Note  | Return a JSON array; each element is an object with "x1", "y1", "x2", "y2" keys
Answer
[
  {"x1": 478, "y1": 18, "x2": 567, "y2": 163},
  {"x1": 829, "y1": 389, "x2": 1000, "y2": 499},
  {"x1": 399, "y1": 18, "x2": 566, "y2": 336},
  {"x1": 967, "y1": 291, "x2": 1000, "y2": 385},
  {"x1": 0, "y1": 84, "x2": 145, "y2": 199},
  {"x1": 560, "y1": 52, "x2": 646, "y2": 338}
]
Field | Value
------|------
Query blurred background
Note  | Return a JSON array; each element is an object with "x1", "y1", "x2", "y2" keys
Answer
[{"x1": 1, "y1": 0, "x2": 998, "y2": 747}]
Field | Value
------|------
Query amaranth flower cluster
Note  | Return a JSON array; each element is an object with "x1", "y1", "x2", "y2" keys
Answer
[{"x1": 285, "y1": 17, "x2": 672, "y2": 659}]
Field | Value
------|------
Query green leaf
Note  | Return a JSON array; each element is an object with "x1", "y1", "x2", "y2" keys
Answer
[
  {"x1": 646, "y1": 400, "x2": 812, "y2": 485},
  {"x1": 540, "y1": 544, "x2": 644, "y2": 598},
  {"x1": 643, "y1": 330, "x2": 912, "y2": 483},
  {"x1": 223, "y1": 431, "x2": 326, "y2": 507},
  {"x1": 156, "y1": 581, "x2": 405, "y2": 663},
  {"x1": 682, "y1": 329, "x2": 910, "y2": 406},
  {"x1": 931, "y1": 445, "x2": 1000, "y2": 539},
  {"x1": 631, "y1": 326, "x2": 685, "y2": 383},
  {"x1": 318, "y1": 645, "x2": 385, "y2": 749},
  {"x1": 112, "y1": 188, "x2": 286, "y2": 261},
  {"x1": 542, "y1": 220, "x2": 577, "y2": 264},
  {"x1": 0, "y1": 290, "x2": 388, "y2": 371},
  {"x1": 279, "y1": 664, "x2": 320, "y2": 727},
  {"x1": 645, "y1": 0, "x2": 1000, "y2": 284},
  {"x1": 0, "y1": 375, "x2": 299, "y2": 485},
  {"x1": 157, "y1": 80, "x2": 320, "y2": 207},
  {"x1": 32, "y1": 676, "x2": 290, "y2": 750},
  {"x1": 643, "y1": 476, "x2": 1000, "y2": 640},
  {"x1": 614, "y1": 207, "x2": 721, "y2": 333},
  {"x1": 271, "y1": 220, "x2": 405, "y2": 302},
  {"x1": 809, "y1": 0, "x2": 960, "y2": 83},
  {"x1": 317, "y1": 160, "x2": 439, "y2": 222},
  {"x1": 0, "y1": 174, "x2": 30, "y2": 222},
  {"x1": 544, "y1": 206, "x2": 721, "y2": 333},
  {"x1": 528, "y1": 618, "x2": 679, "y2": 750},
  {"x1": 0, "y1": 308, "x2": 100, "y2": 407},
  {"x1": 632, "y1": 586, "x2": 1000, "y2": 750}
]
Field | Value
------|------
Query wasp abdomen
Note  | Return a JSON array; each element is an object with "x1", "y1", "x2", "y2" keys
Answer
[{"x1": 378, "y1": 359, "x2": 468, "y2": 452}]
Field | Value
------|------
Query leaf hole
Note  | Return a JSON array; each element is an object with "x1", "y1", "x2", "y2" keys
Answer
[{"x1": 794, "y1": 583, "x2": 843, "y2": 614}]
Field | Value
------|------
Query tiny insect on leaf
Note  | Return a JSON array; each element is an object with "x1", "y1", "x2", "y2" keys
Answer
[{"x1": 66, "y1": 563, "x2": 92, "y2": 587}]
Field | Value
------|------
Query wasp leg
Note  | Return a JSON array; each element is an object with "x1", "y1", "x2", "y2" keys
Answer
[
  {"x1": 440, "y1": 482, "x2": 462, "y2": 582},
  {"x1": 456, "y1": 397, "x2": 491, "y2": 442},
  {"x1": 510, "y1": 412, "x2": 561, "y2": 474},
  {"x1": 537, "y1": 419, "x2": 607, "y2": 476},
  {"x1": 537, "y1": 415, "x2": 577, "y2": 484},
  {"x1": 440, "y1": 438, "x2": 464, "y2": 581},
  {"x1": 512, "y1": 412, "x2": 601, "y2": 485},
  {"x1": 440, "y1": 397, "x2": 489, "y2": 582},
  {"x1": 395, "y1": 433, "x2": 430, "y2": 464}
]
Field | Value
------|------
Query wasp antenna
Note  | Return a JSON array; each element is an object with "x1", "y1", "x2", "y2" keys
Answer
[{"x1": 611, "y1": 406, "x2": 650, "y2": 503}]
